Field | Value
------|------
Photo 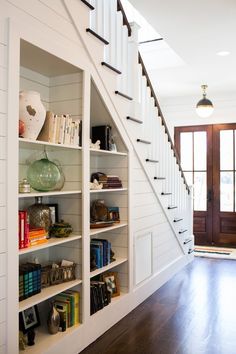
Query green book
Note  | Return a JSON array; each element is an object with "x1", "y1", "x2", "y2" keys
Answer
[{"x1": 64, "y1": 290, "x2": 80, "y2": 325}]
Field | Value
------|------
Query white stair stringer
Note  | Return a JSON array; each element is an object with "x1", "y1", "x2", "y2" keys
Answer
[{"x1": 63, "y1": 0, "x2": 194, "y2": 256}]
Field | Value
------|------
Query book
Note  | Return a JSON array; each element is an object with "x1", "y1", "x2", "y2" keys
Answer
[
  {"x1": 19, "y1": 211, "x2": 25, "y2": 249},
  {"x1": 55, "y1": 294, "x2": 72, "y2": 327},
  {"x1": 64, "y1": 290, "x2": 80, "y2": 325},
  {"x1": 23, "y1": 211, "x2": 30, "y2": 248}
]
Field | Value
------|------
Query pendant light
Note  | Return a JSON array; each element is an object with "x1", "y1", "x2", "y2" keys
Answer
[{"x1": 196, "y1": 84, "x2": 214, "y2": 118}]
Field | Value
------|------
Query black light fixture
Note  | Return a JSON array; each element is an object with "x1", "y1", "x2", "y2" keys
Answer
[{"x1": 196, "y1": 84, "x2": 214, "y2": 118}]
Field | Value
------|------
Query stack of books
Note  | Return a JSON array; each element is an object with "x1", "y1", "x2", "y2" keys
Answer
[
  {"x1": 19, "y1": 263, "x2": 41, "y2": 301},
  {"x1": 98, "y1": 175, "x2": 123, "y2": 189},
  {"x1": 90, "y1": 281, "x2": 111, "y2": 315},
  {"x1": 54, "y1": 290, "x2": 80, "y2": 332},
  {"x1": 90, "y1": 239, "x2": 112, "y2": 271},
  {"x1": 37, "y1": 111, "x2": 81, "y2": 146},
  {"x1": 29, "y1": 228, "x2": 48, "y2": 247},
  {"x1": 18, "y1": 210, "x2": 30, "y2": 249}
]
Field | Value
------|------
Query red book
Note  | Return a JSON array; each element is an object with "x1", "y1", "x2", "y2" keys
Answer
[
  {"x1": 18, "y1": 211, "x2": 25, "y2": 249},
  {"x1": 23, "y1": 211, "x2": 30, "y2": 248}
]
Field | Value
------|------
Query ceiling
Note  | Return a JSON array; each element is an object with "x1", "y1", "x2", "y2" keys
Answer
[{"x1": 129, "y1": 0, "x2": 236, "y2": 99}]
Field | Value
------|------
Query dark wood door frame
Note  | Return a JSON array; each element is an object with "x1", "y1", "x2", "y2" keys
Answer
[{"x1": 175, "y1": 125, "x2": 213, "y2": 245}]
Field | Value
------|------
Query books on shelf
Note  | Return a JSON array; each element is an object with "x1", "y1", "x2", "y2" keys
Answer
[
  {"x1": 37, "y1": 111, "x2": 81, "y2": 146},
  {"x1": 54, "y1": 290, "x2": 80, "y2": 331},
  {"x1": 19, "y1": 211, "x2": 49, "y2": 250},
  {"x1": 18, "y1": 211, "x2": 30, "y2": 249},
  {"x1": 98, "y1": 175, "x2": 123, "y2": 189},
  {"x1": 90, "y1": 281, "x2": 111, "y2": 315},
  {"x1": 90, "y1": 239, "x2": 112, "y2": 271},
  {"x1": 19, "y1": 263, "x2": 41, "y2": 301}
]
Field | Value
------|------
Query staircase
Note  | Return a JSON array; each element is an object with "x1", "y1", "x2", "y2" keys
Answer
[{"x1": 64, "y1": 0, "x2": 194, "y2": 256}]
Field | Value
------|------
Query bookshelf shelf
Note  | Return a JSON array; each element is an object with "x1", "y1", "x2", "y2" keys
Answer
[
  {"x1": 89, "y1": 222, "x2": 128, "y2": 236},
  {"x1": 90, "y1": 188, "x2": 127, "y2": 193},
  {"x1": 19, "y1": 233, "x2": 82, "y2": 255},
  {"x1": 90, "y1": 148, "x2": 127, "y2": 156},
  {"x1": 90, "y1": 292, "x2": 128, "y2": 318},
  {"x1": 90, "y1": 257, "x2": 128, "y2": 278},
  {"x1": 18, "y1": 190, "x2": 82, "y2": 198},
  {"x1": 19, "y1": 137, "x2": 82, "y2": 151},
  {"x1": 20, "y1": 323, "x2": 82, "y2": 354},
  {"x1": 19, "y1": 279, "x2": 82, "y2": 312}
]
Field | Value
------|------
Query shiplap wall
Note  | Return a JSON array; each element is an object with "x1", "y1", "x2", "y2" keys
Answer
[
  {"x1": 132, "y1": 153, "x2": 182, "y2": 284},
  {"x1": 0, "y1": 17, "x2": 7, "y2": 354}
]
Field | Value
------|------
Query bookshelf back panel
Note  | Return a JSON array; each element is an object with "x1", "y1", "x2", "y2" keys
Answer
[{"x1": 19, "y1": 147, "x2": 82, "y2": 192}]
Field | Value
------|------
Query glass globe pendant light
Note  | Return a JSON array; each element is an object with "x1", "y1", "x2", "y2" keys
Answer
[{"x1": 196, "y1": 84, "x2": 214, "y2": 118}]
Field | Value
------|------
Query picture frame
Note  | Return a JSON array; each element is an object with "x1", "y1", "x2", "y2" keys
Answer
[
  {"x1": 107, "y1": 206, "x2": 120, "y2": 223},
  {"x1": 46, "y1": 203, "x2": 59, "y2": 225},
  {"x1": 19, "y1": 305, "x2": 40, "y2": 334},
  {"x1": 102, "y1": 271, "x2": 120, "y2": 298}
]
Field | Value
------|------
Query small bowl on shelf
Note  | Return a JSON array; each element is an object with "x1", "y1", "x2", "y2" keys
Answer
[{"x1": 49, "y1": 220, "x2": 73, "y2": 238}]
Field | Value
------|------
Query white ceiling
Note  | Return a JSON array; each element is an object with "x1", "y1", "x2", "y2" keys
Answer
[{"x1": 129, "y1": 0, "x2": 236, "y2": 99}]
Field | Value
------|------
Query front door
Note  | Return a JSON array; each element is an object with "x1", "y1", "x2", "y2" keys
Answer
[{"x1": 175, "y1": 123, "x2": 236, "y2": 247}]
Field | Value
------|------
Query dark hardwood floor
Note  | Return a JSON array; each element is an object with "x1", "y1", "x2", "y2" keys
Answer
[{"x1": 81, "y1": 257, "x2": 236, "y2": 354}]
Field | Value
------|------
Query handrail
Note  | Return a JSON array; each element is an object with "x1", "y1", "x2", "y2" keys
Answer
[
  {"x1": 117, "y1": 0, "x2": 132, "y2": 37},
  {"x1": 138, "y1": 52, "x2": 190, "y2": 194}
]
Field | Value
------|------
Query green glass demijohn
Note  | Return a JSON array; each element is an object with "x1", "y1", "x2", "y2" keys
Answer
[{"x1": 27, "y1": 152, "x2": 61, "y2": 192}]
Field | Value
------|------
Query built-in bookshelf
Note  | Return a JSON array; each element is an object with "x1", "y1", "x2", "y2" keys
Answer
[
  {"x1": 18, "y1": 39, "x2": 84, "y2": 352},
  {"x1": 14, "y1": 37, "x2": 130, "y2": 353}
]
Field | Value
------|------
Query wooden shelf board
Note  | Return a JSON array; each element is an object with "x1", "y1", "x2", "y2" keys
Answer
[
  {"x1": 90, "y1": 148, "x2": 127, "y2": 156},
  {"x1": 19, "y1": 138, "x2": 82, "y2": 151},
  {"x1": 19, "y1": 233, "x2": 82, "y2": 255},
  {"x1": 90, "y1": 188, "x2": 127, "y2": 193},
  {"x1": 18, "y1": 190, "x2": 82, "y2": 198},
  {"x1": 19, "y1": 279, "x2": 82, "y2": 312},
  {"x1": 89, "y1": 222, "x2": 128, "y2": 236},
  {"x1": 20, "y1": 323, "x2": 82, "y2": 354},
  {"x1": 90, "y1": 258, "x2": 128, "y2": 278}
]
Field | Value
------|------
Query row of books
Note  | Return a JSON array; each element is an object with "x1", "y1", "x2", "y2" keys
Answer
[
  {"x1": 37, "y1": 111, "x2": 81, "y2": 146},
  {"x1": 90, "y1": 281, "x2": 111, "y2": 315},
  {"x1": 99, "y1": 175, "x2": 123, "y2": 189},
  {"x1": 19, "y1": 211, "x2": 48, "y2": 250},
  {"x1": 90, "y1": 239, "x2": 112, "y2": 271},
  {"x1": 19, "y1": 263, "x2": 41, "y2": 301},
  {"x1": 54, "y1": 290, "x2": 80, "y2": 331}
]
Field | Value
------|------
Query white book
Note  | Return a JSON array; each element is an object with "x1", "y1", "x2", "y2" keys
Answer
[{"x1": 58, "y1": 115, "x2": 66, "y2": 144}]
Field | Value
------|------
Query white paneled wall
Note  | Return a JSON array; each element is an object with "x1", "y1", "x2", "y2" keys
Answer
[
  {"x1": 132, "y1": 154, "x2": 183, "y2": 284},
  {"x1": 0, "y1": 17, "x2": 7, "y2": 353}
]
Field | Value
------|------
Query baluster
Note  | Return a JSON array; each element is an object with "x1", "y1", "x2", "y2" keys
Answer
[{"x1": 90, "y1": 0, "x2": 97, "y2": 30}]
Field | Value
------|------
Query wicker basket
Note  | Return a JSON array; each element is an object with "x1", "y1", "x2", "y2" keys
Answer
[{"x1": 41, "y1": 263, "x2": 76, "y2": 288}]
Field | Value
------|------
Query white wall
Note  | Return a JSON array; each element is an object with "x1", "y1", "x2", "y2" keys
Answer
[
  {"x1": 0, "y1": 16, "x2": 7, "y2": 354},
  {"x1": 159, "y1": 92, "x2": 236, "y2": 139}
]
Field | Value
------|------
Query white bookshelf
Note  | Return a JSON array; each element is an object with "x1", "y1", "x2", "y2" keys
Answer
[
  {"x1": 19, "y1": 279, "x2": 82, "y2": 312},
  {"x1": 90, "y1": 188, "x2": 127, "y2": 193},
  {"x1": 90, "y1": 148, "x2": 127, "y2": 156},
  {"x1": 89, "y1": 222, "x2": 128, "y2": 236},
  {"x1": 19, "y1": 233, "x2": 82, "y2": 255},
  {"x1": 90, "y1": 257, "x2": 128, "y2": 278},
  {"x1": 18, "y1": 190, "x2": 82, "y2": 198},
  {"x1": 19, "y1": 137, "x2": 82, "y2": 151}
]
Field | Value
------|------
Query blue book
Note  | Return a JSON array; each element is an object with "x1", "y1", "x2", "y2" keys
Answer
[
  {"x1": 91, "y1": 240, "x2": 103, "y2": 267},
  {"x1": 92, "y1": 239, "x2": 109, "y2": 266},
  {"x1": 91, "y1": 244, "x2": 101, "y2": 269}
]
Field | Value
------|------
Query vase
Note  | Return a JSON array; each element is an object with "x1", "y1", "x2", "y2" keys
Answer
[
  {"x1": 47, "y1": 303, "x2": 60, "y2": 335},
  {"x1": 19, "y1": 90, "x2": 46, "y2": 140},
  {"x1": 27, "y1": 197, "x2": 52, "y2": 231},
  {"x1": 27, "y1": 156, "x2": 61, "y2": 192}
]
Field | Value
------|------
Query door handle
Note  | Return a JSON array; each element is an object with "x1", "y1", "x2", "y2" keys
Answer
[{"x1": 207, "y1": 190, "x2": 212, "y2": 202}]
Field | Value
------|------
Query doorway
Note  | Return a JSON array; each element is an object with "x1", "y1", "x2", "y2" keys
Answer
[{"x1": 175, "y1": 123, "x2": 236, "y2": 247}]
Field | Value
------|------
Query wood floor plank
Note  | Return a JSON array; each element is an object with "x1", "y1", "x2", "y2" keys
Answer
[{"x1": 81, "y1": 258, "x2": 236, "y2": 354}]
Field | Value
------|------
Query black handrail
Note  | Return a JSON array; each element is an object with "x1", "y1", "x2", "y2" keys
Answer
[{"x1": 117, "y1": 0, "x2": 132, "y2": 37}]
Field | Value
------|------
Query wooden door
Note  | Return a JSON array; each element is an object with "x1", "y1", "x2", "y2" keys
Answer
[
  {"x1": 212, "y1": 124, "x2": 236, "y2": 246},
  {"x1": 175, "y1": 123, "x2": 236, "y2": 247},
  {"x1": 175, "y1": 125, "x2": 213, "y2": 245}
]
